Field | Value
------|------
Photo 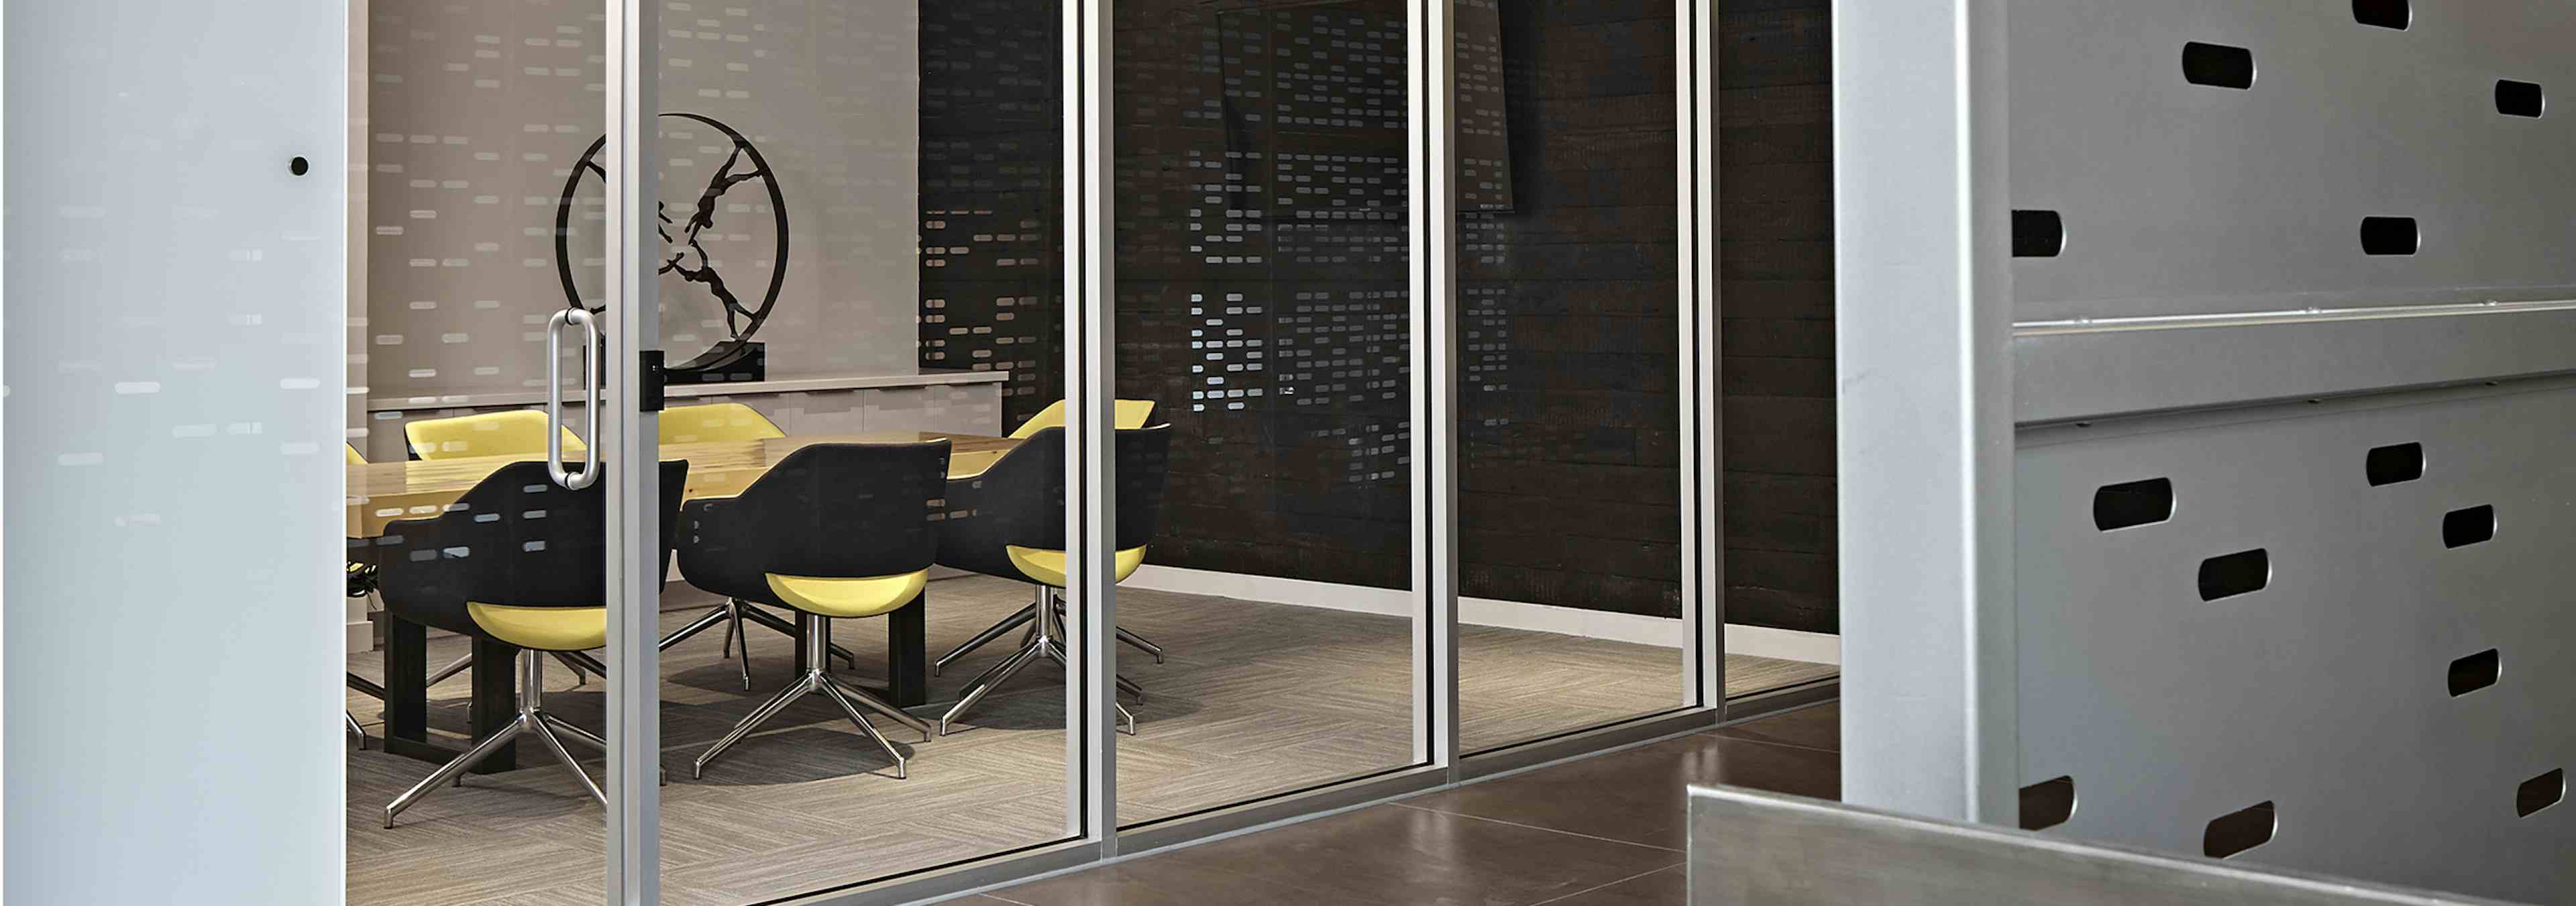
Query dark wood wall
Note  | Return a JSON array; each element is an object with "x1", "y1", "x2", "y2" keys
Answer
[
  {"x1": 920, "y1": 0, "x2": 1840, "y2": 634},
  {"x1": 1458, "y1": 0, "x2": 1683, "y2": 618},
  {"x1": 1717, "y1": 0, "x2": 1836, "y2": 634}
]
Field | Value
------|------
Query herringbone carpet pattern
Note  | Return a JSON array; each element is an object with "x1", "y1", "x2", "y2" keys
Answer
[{"x1": 345, "y1": 576, "x2": 1833, "y2": 905}]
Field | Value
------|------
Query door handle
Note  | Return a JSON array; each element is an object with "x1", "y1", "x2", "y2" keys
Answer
[{"x1": 546, "y1": 307, "x2": 601, "y2": 490}]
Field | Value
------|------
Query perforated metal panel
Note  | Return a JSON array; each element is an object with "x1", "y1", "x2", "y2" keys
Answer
[
  {"x1": 1997, "y1": 1, "x2": 2576, "y2": 901},
  {"x1": 2017, "y1": 383, "x2": 2576, "y2": 900},
  {"x1": 2008, "y1": 0, "x2": 2576, "y2": 322}
]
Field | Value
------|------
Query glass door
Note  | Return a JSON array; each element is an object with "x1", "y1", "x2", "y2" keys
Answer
[
  {"x1": 1454, "y1": 0, "x2": 1691, "y2": 752},
  {"x1": 631, "y1": 2, "x2": 1086, "y2": 901},
  {"x1": 342, "y1": 2, "x2": 629, "y2": 902},
  {"x1": 1108, "y1": 0, "x2": 1428, "y2": 825}
]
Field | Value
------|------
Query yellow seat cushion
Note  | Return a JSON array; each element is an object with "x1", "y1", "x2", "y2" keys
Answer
[
  {"x1": 765, "y1": 570, "x2": 929, "y2": 618},
  {"x1": 659, "y1": 402, "x2": 785, "y2": 445},
  {"x1": 467, "y1": 602, "x2": 607, "y2": 651},
  {"x1": 1004, "y1": 546, "x2": 1147, "y2": 589}
]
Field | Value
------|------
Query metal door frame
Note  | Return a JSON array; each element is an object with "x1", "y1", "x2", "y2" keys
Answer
[{"x1": 603, "y1": 1, "x2": 664, "y2": 903}]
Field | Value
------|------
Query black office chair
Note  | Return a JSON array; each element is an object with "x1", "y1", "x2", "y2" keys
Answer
[
  {"x1": 373, "y1": 459, "x2": 688, "y2": 827},
  {"x1": 678, "y1": 442, "x2": 948, "y2": 779},
  {"x1": 934, "y1": 425, "x2": 1171, "y2": 735}
]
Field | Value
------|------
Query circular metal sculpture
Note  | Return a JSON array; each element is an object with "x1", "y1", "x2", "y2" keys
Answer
[{"x1": 555, "y1": 112, "x2": 788, "y2": 376}]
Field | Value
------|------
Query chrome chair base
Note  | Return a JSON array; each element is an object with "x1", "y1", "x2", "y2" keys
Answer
[
  {"x1": 659, "y1": 597, "x2": 862, "y2": 690},
  {"x1": 933, "y1": 592, "x2": 1167, "y2": 676},
  {"x1": 346, "y1": 671, "x2": 384, "y2": 749},
  {"x1": 694, "y1": 612, "x2": 930, "y2": 781},
  {"x1": 427, "y1": 652, "x2": 473, "y2": 686},
  {"x1": 941, "y1": 589, "x2": 1142, "y2": 736},
  {"x1": 383, "y1": 648, "x2": 607, "y2": 828}
]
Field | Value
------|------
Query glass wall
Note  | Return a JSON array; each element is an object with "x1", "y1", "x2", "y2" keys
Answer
[
  {"x1": 330, "y1": 1, "x2": 1821, "y2": 901},
  {"x1": 347, "y1": 1, "x2": 1082, "y2": 903},
  {"x1": 1110, "y1": 0, "x2": 1424, "y2": 823},
  {"x1": 344, "y1": 2, "x2": 614, "y2": 902},
  {"x1": 1713, "y1": 0, "x2": 1840, "y2": 700},
  {"x1": 639, "y1": 1, "x2": 1079, "y2": 901},
  {"x1": 1455, "y1": 0, "x2": 1690, "y2": 751}
]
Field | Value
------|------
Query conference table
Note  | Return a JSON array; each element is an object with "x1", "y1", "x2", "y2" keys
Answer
[{"x1": 349, "y1": 430, "x2": 1020, "y2": 771}]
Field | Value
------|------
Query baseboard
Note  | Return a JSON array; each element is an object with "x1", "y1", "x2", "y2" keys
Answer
[
  {"x1": 1718, "y1": 623, "x2": 1841, "y2": 665},
  {"x1": 1121, "y1": 564, "x2": 1840, "y2": 664}
]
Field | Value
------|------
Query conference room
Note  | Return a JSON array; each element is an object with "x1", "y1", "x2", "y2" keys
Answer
[{"x1": 335, "y1": 1, "x2": 1838, "y2": 902}]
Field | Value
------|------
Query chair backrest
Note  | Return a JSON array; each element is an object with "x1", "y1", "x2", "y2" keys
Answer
[
  {"x1": 948, "y1": 425, "x2": 1172, "y2": 558},
  {"x1": 1007, "y1": 398, "x2": 1159, "y2": 440},
  {"x1": 659, "y1": 401, "x2": 785, "y2": 445},
  {"x1": 405, "y1": 409, "x2": 585, "y2": 460},
  {"x1": 676, "y1": 442, "x2": 949, "y2": 597},
  {"x1": 371, "y1": 460, "x2": 688, "y2": 638},
  {"x1": 1113, "y1": 425, "x2": 1172, "y2": 551}
]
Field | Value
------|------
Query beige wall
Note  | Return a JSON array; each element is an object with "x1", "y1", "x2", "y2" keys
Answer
[{"x1": 363, "y1": 0, "x2": 920, "y2": 400}]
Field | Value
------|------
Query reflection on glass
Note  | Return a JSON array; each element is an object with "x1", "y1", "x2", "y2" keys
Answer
[
  {"x1": 1110, "y1": 0, "x2": 1421, "y2": 825},
  {"x1": 644, "y1": 1, "x2": 1077, "y2": 902},
  {"x1": 1713, "y1": 1, "x2": 1840, "y2": 702},
  {"x1": 1456, "y1": 0, "x2": 1690, "y2": 752},
  {"x1": 348, "y1": 1, "x2": 1081, "y2": 903},
  {"x1": 345, "y1": 2, "x2": 614, "y2": 903}
]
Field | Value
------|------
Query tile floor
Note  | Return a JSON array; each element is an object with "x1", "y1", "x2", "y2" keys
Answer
[{"x1": 974, "y1": 701, "x2": 1841, "y2": 906}]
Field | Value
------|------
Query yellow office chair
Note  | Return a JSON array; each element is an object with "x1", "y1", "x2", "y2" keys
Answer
[
  {"x1": 933, "y1": 425, "x2": 1170, "y2": 735},
  {"x1": 659, "y1": 401, "x2": 785, "y2": 445},
  {"x1": 404, "y1": 409, "x2": 584, "y2": 460},
  {"x1": 1008, "y1": 399, "x2": 1158, "y2": 440},
  {"x1": 678, "y1": 442, "x2": 949, "y2": 778},
  {"x1": 651, "y1": 402, "x2": 871, "y2": 689},
  {"x1": 376, "y1": 434, "x2": 602, "y2": 689},
  {"x1": 938, "y1": 404, "x2": 1174, "y2": 681},
  {"x1": 376, "y1": 460, "x2": 688, "y2": 827}
]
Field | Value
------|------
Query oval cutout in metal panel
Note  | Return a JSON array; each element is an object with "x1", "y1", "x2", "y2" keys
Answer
[
  {"x1": 2359, "y1": 217, "x2": 2420, "y2": 256},
  {"x1": 2012, "y1": 209, "x2": 2066, "y2": 258},
  {"x1": 2449, "y1": 648, "x2": 2500, "y2": 697},
  {"x1": 2353, "y1": 0, "x2": 2410, "y2": 30},
  {"x1": 2019, "y1": 776, "x2": 2078, "y2": 831},
  {"x1": 2092, "y1": 478, "x2": 2174, "y2": 531},
  {"x1": 2497, "y1": 80, "x2": 2546, "y2": 118},
  {"x1": 2518, "y1": 768, "x2": 2564, "y2": 818},
  {"x1": 2365, "y1": 442, "x2": 2424, "y2": 486},
  {"x1": 2204, "y1": 801, "x2": 2277, "y2": 858},
  {"x1": 2181, "y1": 42, "x2": 2255, "y2": 89},
  {"x1": 2443, "y1": 505, "x2": 2496, "y2": 548},
  {"x1": 2197, "y1": 549, "x2": 2269, "y2": 601}
]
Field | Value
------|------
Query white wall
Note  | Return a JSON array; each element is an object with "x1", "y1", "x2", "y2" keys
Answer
[{"x1": 2, "y1": 1, "x2": 347, "y2": 902}]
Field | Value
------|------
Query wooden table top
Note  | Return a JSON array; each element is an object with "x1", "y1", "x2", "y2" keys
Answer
[{"x1": 346, "y1": 430, "x2": 1020, "y2": 538}]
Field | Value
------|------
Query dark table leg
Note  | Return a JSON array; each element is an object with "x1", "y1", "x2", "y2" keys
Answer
[
  {"x1": 380, "y1": 615, "x2": 430, "y2": 756},
  {"x1": 788, "y1": 595, "x2": 924, "y2": 706},
  {"x1": 793, "y1": 615, "x2": 814, "y2": 676},
  {"x1": 888, "y1": 591, "x2": 926, "y2": 707},
  {"x1": 468, "y1": 636, "x2": 519, "y2": 774}
]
